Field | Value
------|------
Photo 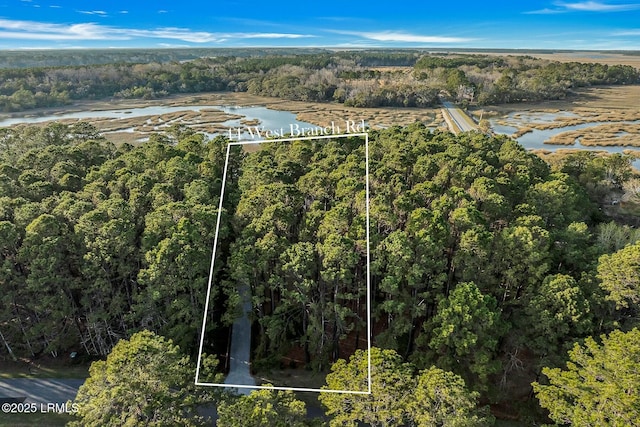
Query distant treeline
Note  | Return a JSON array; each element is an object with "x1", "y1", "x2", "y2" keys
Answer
[
  {"x1": 3, "y1": 48, "x2": 639, "y2": 69},
  {"x1": 0, "y1": 47, "x2": 331, "y2": 69},
  {"x1": 414, "y1": 54, "x2": 640, "y2": 104},
  {"x1": 0, "y1": 51, "x2": 638, "y2": 112}
]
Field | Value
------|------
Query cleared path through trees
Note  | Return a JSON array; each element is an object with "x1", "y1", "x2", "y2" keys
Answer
[{"x1": 224, "y1": 285, "x2": 255, "y2": 395}]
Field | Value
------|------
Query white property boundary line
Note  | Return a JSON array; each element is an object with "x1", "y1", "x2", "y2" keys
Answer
[{"x1": 195, "y1": 132, "x2": 371, "y2": 394}]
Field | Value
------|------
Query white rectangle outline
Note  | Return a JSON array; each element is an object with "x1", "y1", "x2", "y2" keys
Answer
[{"x1": 195, "y1": 132, "x2": 371, "y2": 394}]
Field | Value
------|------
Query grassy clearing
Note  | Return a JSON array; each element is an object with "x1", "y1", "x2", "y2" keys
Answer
[
  {"x1": 0, "y1": 359, "x2": 89, "y2": 380},
  {"x1": 103, "y1": 131, "x2": 145, "y2": 146},
  {"x1": 486, "y1": 85, "x2": 640, "y2": 114},
  {"x1": 0, "y1": 411, "x2": 74, "y2": 427},
  {"x1": 455, "y1": 50, "x2": 640, "y2": 68},
  {"x1": 484, "y1": 86, "x2": 640, "y2": 118},
  {"x1": 278, "y1": 103, "x2": 439, "y2": 129},
  {"x1": 528, "y1": 52, "x2": 640, "y2": 68}
]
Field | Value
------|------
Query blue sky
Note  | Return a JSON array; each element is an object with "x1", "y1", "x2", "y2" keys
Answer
[{"x1": 0, "y1": 0, "x2": 638, "y2": 50}]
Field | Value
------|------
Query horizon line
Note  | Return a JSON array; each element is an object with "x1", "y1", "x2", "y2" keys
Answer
[{"x1": 0, "y1": 46, "x2": 639, "y2": 52}]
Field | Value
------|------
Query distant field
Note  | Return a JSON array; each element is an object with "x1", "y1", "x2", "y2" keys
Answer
[
  {"x1": 458, "y1": 50, "x2": 640, "y2": 67},
  {"x1": 479, "y1": 84, "x2": 640, "y2": 113},
  {"x1": 527, "y1": 52, "x2": 640, "y2": 67}
]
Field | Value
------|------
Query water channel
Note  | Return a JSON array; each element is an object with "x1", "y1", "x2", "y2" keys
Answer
[
  {"x1": 490, "y1": 112, "x2": 640, "y2": 169},
  {"x1": 1, "y1": 104, "x2": 638, "y2": 168},
  {"x1": 0, "y1": 104, "x2": 318, "y2": 141}
]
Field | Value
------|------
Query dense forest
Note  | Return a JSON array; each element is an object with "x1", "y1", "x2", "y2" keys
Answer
[
  {"x1": 2, "y1": 48, "x2": 639, "y2": 69},
  {"x1": 0, "y1": 123, "x2": 232, "y2": 356},
  {"x1": 0, "y1": 51, "x2": 638, "y2": 112},
  {"x1": 0, "y1": 47, "x2": 330, "y2": 69},
  {"x1": 1, "y1": 120, "x2": 639, "y2": 424}
]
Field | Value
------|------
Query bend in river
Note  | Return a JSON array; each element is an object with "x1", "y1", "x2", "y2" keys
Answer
[{"x1": 1, "y1": 103, "x2": 638, "y2": 169}]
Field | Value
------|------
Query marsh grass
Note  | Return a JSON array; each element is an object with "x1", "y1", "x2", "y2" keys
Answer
[
  {"x1": 543, "y1": 123, "x2": 640, "y2": 146},
  {"x1": 485, "y1": 85, "x2": 640, "y2": 147},
  {"x1": 4, "y1": 85, "x2": 640, "y2": 147}
]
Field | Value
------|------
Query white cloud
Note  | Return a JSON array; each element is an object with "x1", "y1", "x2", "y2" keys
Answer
[
  {"x1": 157, "y1": 43, "x2": 190, "y2": 48},
  {"x1": 526, "y1": 1, "x2": 640, "y2": 14},
  {"x1": 333, "y1": 40, "x2": 381, "y2": 48},
  {"x1": 558, "y1": 1, "x2": 640, "y2": 11},
  {"x1": 217, "y1": 17, "x2": 289, "y2": 28},
  {"x1": 77, "y1": 10, "x2": 108, "y2": 16},
  {"x1": 235, "y1": 32, "x2": 312, "y2": 39},
  {"x1": 119, "y1": 10, "x2": 129, "y2": 14},
  {"x1": 0, "y1": 18, "x2": 314, "y2": 44},
  {"x1": 612, "y1": 29, "x2": 640, "y2": 35},
  {"x1": 125, "y1": 28, "x2": 313, "y2": 43},
  {"x1": 524, "y1": 7, "x2": 567, "y2": 14},
  {"x1": 123, "y1": 28, "x2": 222, "y2": 43},
  {"x1": 7, "y1": 45, "x2": 85, "y2": 50},
  {"x1": 50, "y1": 5, "x2": 62, "y2": 8},
  {"x1": 0, "y1": 20, "x2": 126, "y2": 40},
  {"x1": 331, "y1": 30, "x2": 473, "y2": 44}
]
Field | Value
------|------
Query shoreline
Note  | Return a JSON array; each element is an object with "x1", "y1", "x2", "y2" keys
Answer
[
  {"x1": 2, "y1": 85, "x2": 639, "y2": 148},
  {"x1": 0, "y1": 92, "x2": 441, "y2": 130}
]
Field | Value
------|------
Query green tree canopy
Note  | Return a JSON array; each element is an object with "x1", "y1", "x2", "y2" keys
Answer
[
  {"x1": 533, "y1": 328, "x2": 640, "y2": 426},
  {"x1": 216, "y1": 385, "x2": 309, "y2": 427},
  {"x1": 597, "y1": 242, "x2": 640, "y2": 311},
  {"x1": 320, "y1": 347, "x2": 487, "y2": 427},
  {"x1": 70, "y1": 330, "x2": 222, "y2": 427},
  {"x1": 320, "y1": 347, "x2": 413, "y2": 426},
  {"x1": 419, "y1": 281, "x2": 506, "y2": 389},
  {"x1": 410, "y1": 367, "x2": 493, "y2": 427},
  {"x1": 519, "y1": 274, "x2": 593, "y2": 360}
]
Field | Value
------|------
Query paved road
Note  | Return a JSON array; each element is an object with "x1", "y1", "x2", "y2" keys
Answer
[
  {"x1": 442, "y1": 101, "x2": 478, "y2": 133},
  {"x1": 224, "y1": 286, "x2": 255, "y2": 395},
  {"x1": 0, "y1": 378, "x2": 84, "y2": 404}
]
